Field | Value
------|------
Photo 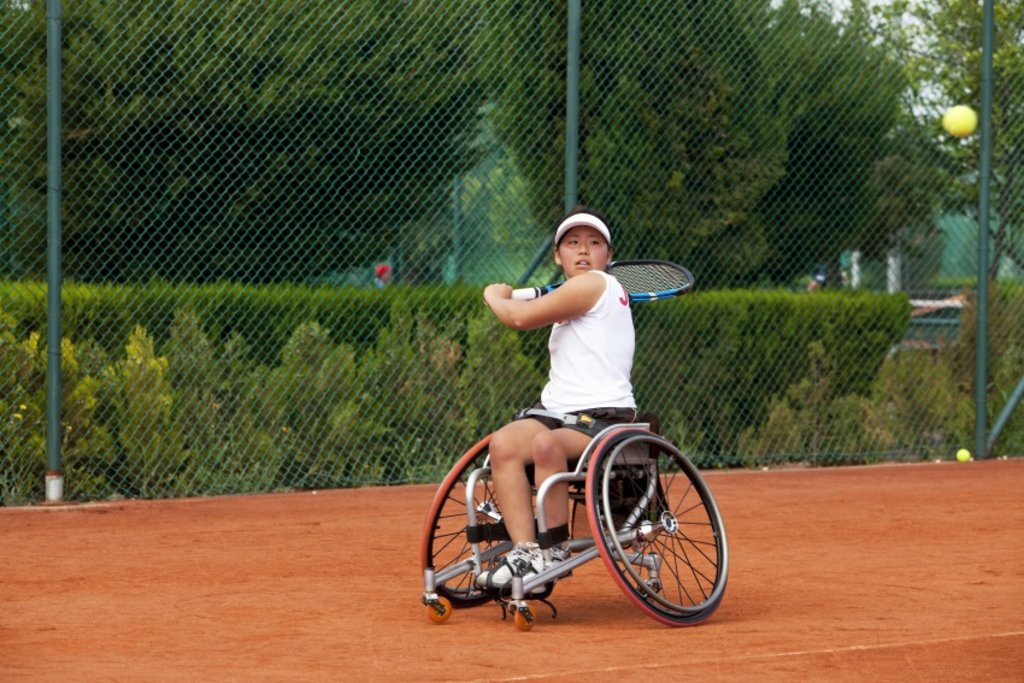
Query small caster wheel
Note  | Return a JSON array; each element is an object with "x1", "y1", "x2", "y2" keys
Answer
[
  {"x1": 426, "y1": 596, "x2": 452, "y2": 624},
  {"x1": 513, "y1": 606, "x2": 534, "y2": 632}
]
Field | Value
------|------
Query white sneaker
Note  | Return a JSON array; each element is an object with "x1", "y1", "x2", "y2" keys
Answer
[
  {"x1": 477, "y1": 544, "x2": 544, "y2": 591},
  {"x1": 547, "y1": 544, "x2": 571, "y2": 565},
  {"x1": 547, "y1": 544, "x2": 572, "y2": 577}
]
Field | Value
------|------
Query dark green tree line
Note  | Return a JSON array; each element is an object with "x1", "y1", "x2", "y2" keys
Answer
[
  {"x1": 4, "y1": 0, "x2": 486, "y2": 283},
  {"x1": 483, "y1": 0, "x2": 915, "y2": 287},
  {"x1": 3, "y1": 0, "x2": 1001, "y2": 289}
]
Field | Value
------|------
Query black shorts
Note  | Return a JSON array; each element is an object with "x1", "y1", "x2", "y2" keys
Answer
[{"x1": 514, "y1": 402, "x2": 639, "y2": 436}]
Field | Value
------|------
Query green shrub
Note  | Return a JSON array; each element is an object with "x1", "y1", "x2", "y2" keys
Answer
[
  {"x1": 0, "y1": 308, "x2": 114, "y2": 503},
  {"x1": 635, "y1": 289, "x2": 909, "y2": 460},
  {"x1": 59, "y1": 337, "x2": 116, "y2": 499},
  {"x1": 457, "y1": 312, "x2": 546, "y2": 444},
  {"x1": 871, "y1": 347, "x2": 967, "y2": 458},
  {"x1": 0, "y1": 280, "x2": 398, "y2": 366},
  {"x1": 0, "y1": 309, "x2": 43, "y2": 505},
  {"x1": 989, "y1": 338, "x2": 1024, "y2": 456},
  {"x1": 257, "y1": 320, "x2": 363, "y2": 489},
  {"x1": 3, "y1": 282, "x2": 955, "y2": 501},
  {"x1": 163, "y1": 310, "x2": 287, "y2": 495},
  {"x1": 945, "y1": 283, "x2": 1024, "y2": 456},
  {"x1": 102, "y1": 327, "x2": 184, "y2": 496},
  {"x1": 347, "y1": 312, "x2": 472, "y2": 484},
  {"x1": 736, "y1": 341, "x2": 892, "y2": 465}
]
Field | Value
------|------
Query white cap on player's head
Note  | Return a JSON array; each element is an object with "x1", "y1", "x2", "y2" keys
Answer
[{"x1": 554, "y1": 212, "x2": 611, "y2": 246}]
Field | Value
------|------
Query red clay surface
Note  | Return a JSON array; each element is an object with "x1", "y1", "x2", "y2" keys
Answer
[{"x1": 2, "y1": 459, "x2": 1022, "y2": 682}]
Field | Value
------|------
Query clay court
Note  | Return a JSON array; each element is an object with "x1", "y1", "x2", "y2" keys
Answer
[{"x1": 2, "y1": 458, "x2": 1021, "y2": 681}]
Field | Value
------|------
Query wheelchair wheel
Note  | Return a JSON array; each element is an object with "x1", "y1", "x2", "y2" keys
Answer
[
  {"x1": 585, "y1": 427, "x2": 728, "y2": 626},
  {"x1": 420, "y1": 434, "x2": 504, "y2": 608}
]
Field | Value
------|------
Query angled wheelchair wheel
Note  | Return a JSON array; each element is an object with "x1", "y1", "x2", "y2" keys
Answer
[
  {"x1": 420, "y1": 434, "x2": 507, "y2": 608},
  {"x1": 585, "y1": 427, "x2": 728, "y2": 626}
]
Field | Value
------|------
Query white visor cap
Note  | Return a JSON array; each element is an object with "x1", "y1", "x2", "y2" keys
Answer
[{"x1": 554, "y1": 213, "x2": 611, "y2": 246}]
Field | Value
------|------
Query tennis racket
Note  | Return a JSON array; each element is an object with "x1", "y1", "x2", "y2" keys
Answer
[{"x1": 512, "y1": 260, "x2": 694, "y2": 302}]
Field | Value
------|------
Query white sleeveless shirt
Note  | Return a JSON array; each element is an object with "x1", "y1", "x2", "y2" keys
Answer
[{"x1": 541, "y1": 271, "x2": 636, "y2": 412}]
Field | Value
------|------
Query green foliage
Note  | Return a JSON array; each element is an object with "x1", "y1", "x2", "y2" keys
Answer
[
  {"x1": 756, "y1": 1, "x2": 908, "y2": 278},
  {"x1": 0, "y1": 280, "x2": 395, "y2": 366},
  {"x1": 732, "y1": 282, "x2": 1024, "y2": 466},
  {"x1": 949, "y1": 283, "x2": 1024, "y2": 394},
  {"x1": 739, "y1": 343, "x2": 968, "y2": 466},
  {"x1": 349, "y1": 313, "x2": 471, "y2": 483},
  {"x1": 871, "y1": 347, "x2": 967, "y2": 456},
  {"x1": 952, "y1": 283, "x2": 1024, "y2": 454},
  {"x1": 255, "y1": 320, "x2": 363, "y2": 488},
  {"x1": 1, "y1": 282, "x2": 1011, "y2": 502},
  {"x1": 102, "y1": 326, "x2": 183, "y2": 496},
  {"x1": 634, "y1": 289, "x2": 910, "y2": 460},
  {"x1": 163, "y1": 310, "x2": 286, "y2": 495},
  {"x1": 458, "y1": 312, "x2": 545, "y2": 438},
  {"x1": 483, "y1": 1, "x2": 909, "y2": 287},
  {"x1": 58, "y1": 337, "x2": 116, "y2": 499},
  {"x1": 990, "y1": 344, "x2": 1024, "y2": 456},
  {"x1": 899, "y1": 0, "x2": 1024, "y2": 279},
  {"x1": 0, "y1": 304, "x2": 114, "y2": 504},
  {"x1": 5, "y1": 333, "x2": 107, "y2": 505},
  {"x1": 737, "y1": 342, "x2": 884, "y2": 464},
  {"x1": 4, "y1": 0, "x2": 486, "y2": 283},
  {"x1": 0, "y1": 308, "x2": 42, "y2": 505}
]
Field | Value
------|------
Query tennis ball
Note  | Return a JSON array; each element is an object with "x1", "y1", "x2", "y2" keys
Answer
[
  {"x1": 956, "y1": 448, "x2": 971, "y2": 463},
  {"x1": 943, "y1": 105, "x2": 977, "y2": 138}
]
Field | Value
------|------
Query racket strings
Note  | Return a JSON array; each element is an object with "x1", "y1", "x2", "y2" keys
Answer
[{"x1": 610, "y1": 263, "x2": 691, "y2": 295}]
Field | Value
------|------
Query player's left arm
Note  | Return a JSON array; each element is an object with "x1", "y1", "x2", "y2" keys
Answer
[{"x1": 484, "y1": 272, "x2": 605, "y2": 330}]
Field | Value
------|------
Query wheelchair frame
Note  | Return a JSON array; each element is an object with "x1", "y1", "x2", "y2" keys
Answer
[{"x1": 420, "y1": 423, "x2": 728, "y2": 630}]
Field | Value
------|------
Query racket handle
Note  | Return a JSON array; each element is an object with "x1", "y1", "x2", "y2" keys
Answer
[{"x1": 511, "y1": 287, "x2": 541, "y2": 301}]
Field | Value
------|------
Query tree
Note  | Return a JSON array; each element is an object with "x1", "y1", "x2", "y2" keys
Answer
[
  {"x1": 481, "y1": 0, "x2": 909, "y2": 288},
  {"x1": 5, "y1": 0, "x2": 487, "y2": 283},
  {"x1": 1, "y1": 2, "x2": 43, "y2": 279},
  {"x1": 876, "y1": 0, "x2": 1023, "y2": 280},
  {"x1": 915, "y1": 0, "x2": 1023, "y2": 279},
  {"x1": 755, "y1": 1, "x2": 910, "y2": 285}
]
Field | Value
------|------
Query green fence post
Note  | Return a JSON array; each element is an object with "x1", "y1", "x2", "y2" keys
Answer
[
  {"x1": 45, "y1": 0, "x2": 64, "y2": 502},
  {"x1": 974, "y1": 0, "x2": 995, "y2": 461},
  {"x1": 564, "y1": 0, "x2": 581, "y2": 213}
]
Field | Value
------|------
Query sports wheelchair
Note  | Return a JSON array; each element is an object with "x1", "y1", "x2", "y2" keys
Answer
[{"x1": 420, "y1": 419, "x2": 728, "y2": 631}]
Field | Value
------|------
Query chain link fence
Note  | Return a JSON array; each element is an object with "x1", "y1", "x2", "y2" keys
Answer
[{"x1": 1, "y1": 0, "x2": 1021, "y2": 504}]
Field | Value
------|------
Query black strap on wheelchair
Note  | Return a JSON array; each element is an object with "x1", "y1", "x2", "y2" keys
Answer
[
  {"x1": 514, "y1": 407, "x2": 598, "y2": 429},
  {"x1": 467, "y1": 521, "x2": 509, "y2": 544},
  {"x1": 466, "y1": 521, "x2": 569, "y2": 549},
  {"x1": 537, "y1": 523, "x2": 569, "y2": 551}
]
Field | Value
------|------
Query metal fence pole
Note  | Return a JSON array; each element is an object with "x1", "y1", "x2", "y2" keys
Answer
[
  {"x1": 564, "y1": 0, "x2": 581, "y2": 213},
  {"x1": 974, "y1": 0, "x2": 995, "y2": 460},
  {"x1": 45, "y1": 0, "x2": 64, "y2": 502}
]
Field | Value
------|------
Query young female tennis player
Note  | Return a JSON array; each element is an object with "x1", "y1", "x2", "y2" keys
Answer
[{"x1": 477, "y1": 206, "x2": 637, "y2": 591}]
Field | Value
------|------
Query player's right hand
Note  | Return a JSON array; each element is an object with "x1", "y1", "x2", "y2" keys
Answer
[{"x1": 483, "y1": 283, "x2": 513, "y2": 303}]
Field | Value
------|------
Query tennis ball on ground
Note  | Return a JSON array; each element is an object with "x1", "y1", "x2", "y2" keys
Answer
[
  {"x1": 956, "y1": 448, "x2": 971, "y2": 463},
  {"x1": 943, "y1": 106, "x2": 977, "y2": 138}
]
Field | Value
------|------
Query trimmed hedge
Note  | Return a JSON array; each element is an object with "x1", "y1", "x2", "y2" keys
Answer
[
  {"x1": 633, "y1": 289, "x2": 910, "y2": 462},
  {"x1": 1, "y1": 281, "x2": 397, "y2": 365},
  {"x1": 2, "y1": 280, "x2": 923, "y2": 502}
]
